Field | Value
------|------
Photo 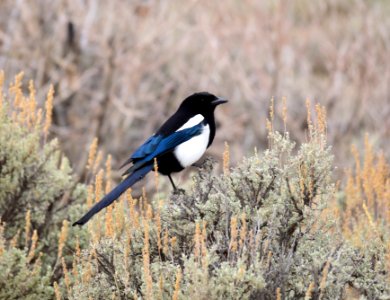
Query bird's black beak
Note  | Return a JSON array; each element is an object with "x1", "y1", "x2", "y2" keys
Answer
[{"x1": 212, "y1": 97, "x2": 228, "y2": 106}]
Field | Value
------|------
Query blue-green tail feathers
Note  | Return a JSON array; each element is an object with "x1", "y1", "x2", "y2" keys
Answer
[{"x1": 72, "y1": 164, "x2": 153, "y2": 226}]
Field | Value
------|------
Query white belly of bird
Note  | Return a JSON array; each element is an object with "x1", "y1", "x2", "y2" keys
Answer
[{"x1": 174, "y1": 124, "x2": 210, "y2": 168}]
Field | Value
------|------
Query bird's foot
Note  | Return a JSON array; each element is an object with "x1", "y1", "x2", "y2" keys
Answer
[{"x1": 173, "y1": 188, "x2": 186, "y2": 195}]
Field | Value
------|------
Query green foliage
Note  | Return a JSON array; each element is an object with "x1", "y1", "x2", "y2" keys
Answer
[
  {"x1": 0, "y1": 225, "x2": 53, "y2": 300},
  {"x1": 0, "y1": 98, "x2": 388, "y2": 299},
  {"x1": 0, "y1": 107, "x2": 88, "y2": 281},
  {"x1": 67, "y1": 132, "x2": 389, "y2": 299}
]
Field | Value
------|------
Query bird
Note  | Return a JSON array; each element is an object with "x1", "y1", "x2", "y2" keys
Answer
[{"x1": 73, "y1": 92, "x2": 227, "y2": 226}]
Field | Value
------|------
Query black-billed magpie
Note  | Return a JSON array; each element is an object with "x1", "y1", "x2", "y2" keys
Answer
[{"x1": 73, "y1": 92, "x2": 227, "y2": 226}]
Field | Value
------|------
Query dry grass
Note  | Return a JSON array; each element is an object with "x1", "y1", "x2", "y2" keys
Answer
[
  {"x1": 339, "y1": 137, "x2": 389, "y2": 248},
  {"x1": 0, "y1": 0, "x2": 389, "y2": 187}
]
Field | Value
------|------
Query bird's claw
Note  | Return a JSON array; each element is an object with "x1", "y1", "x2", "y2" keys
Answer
[{"x1": 173, "y1": 188, "x2": 186, "y2": 195}]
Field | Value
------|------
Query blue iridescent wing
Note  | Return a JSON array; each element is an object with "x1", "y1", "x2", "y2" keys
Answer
[
  {"x1": 131, "y1": 135, "x2": 163, "y2": 159},
  {"x1": 122, "y1": 122, "x2": 203, "y2": 175}
]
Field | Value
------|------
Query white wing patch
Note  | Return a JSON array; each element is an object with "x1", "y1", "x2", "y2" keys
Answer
[
  {"x1": 177, "y1": 114, "x2": 204, "y2": 131},
  {"x1": 174, "y1": 114, "x2": 209, "y2": 168}
]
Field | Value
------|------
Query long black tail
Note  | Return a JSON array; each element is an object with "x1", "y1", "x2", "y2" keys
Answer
[{"x1": 73, "y1": 164, "x2": 153, "y2": 226}]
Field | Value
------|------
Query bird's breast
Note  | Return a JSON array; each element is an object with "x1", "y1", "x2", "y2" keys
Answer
[{"x1": 173, "y1": 124, "x2": 210, "y2": 168}]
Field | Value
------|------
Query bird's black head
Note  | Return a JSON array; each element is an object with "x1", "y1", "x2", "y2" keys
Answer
[{"x1": 179, "y1": 92, "x2": 228, "y2": 115}]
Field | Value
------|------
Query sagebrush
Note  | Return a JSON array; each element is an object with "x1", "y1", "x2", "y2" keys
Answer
[{"x1": 0, "y1": 74, "x2": 389, "y2": 299}]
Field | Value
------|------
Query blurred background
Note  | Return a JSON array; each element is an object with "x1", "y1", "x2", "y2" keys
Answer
[{"x1": 0, "y1": 0, "x2": 389, "y2": 182}]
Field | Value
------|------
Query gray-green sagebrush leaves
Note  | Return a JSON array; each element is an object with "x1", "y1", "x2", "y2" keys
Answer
[
  {"x1": 0, "y1": 109, "x2": 88, "y2": 291},
  {"x1": 0, "y1": 244, "x2": 53, "y2": 300},
  {"x1": 69, "y1": 132, "x2": 389, "y2": 299},
  {"x1": 0, "y1": 104, "x2": 388, "y2": 299}
]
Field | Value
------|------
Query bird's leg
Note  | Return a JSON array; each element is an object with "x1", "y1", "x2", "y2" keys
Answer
[
  {"x1": 168, "y1": 174, "x2": 177, "y2": 191},
  {"x1": 168, "y1": 174, "x2": 185, "y2": 195}
]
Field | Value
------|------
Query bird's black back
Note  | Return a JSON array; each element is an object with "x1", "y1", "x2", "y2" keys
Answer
[{"x1": 156, "y1": 110, "x2": 191, "y2": 136}]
